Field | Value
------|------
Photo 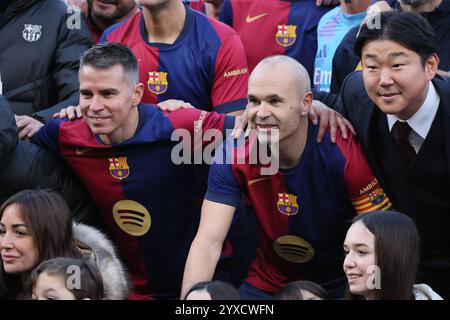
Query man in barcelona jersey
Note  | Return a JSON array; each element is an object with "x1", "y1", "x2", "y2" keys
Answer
[
  {"x1": 101, "y1": 0, "x2": 248, "y2": 115},
  {"x1": 32, "y1": 43, "x2": 235, "y2": 300},
  {"x1": 181, "y1": 55, "x2": 391, "y2": 300},
  {"x1": 219, "y1": 0, "x2": 335, "y2": 81}
]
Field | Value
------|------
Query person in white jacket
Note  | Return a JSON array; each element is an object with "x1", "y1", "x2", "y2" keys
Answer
[{"x1": 343, "y1": 210, "x2": 443, "y2": 300}]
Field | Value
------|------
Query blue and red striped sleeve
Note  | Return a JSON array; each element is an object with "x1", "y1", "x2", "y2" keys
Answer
[
  {"x1": 209, "y1": 20, "x2": 249, "y2": 114},
  {"x1": 336, "y1": 131, "x2": 392, "y2": 214}
]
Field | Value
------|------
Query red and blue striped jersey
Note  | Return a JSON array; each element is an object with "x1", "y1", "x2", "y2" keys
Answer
[
  {"x1": 220, "y1": 0, "x2": 333, "y2": 80},
  {"x1": 101, "y1": 5, "x2": 248, "y2": 114},
  {"x1": 206, "y1": 122, "x2": 391, "y2": 293},
  {"x1": 33, "y1": 105, "x2": 234, "y2": 299}
]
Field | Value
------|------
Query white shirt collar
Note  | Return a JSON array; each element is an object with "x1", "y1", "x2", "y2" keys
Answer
[{"x1": 387, "y1": 82, "x2": 440, "y2": 139}]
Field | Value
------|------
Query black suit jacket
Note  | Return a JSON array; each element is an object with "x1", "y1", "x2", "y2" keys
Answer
[{"x1": 339, "y1": 71, "x2": 450, "y2": 196}]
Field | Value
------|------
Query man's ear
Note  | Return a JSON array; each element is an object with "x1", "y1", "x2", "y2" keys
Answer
[
  {"x1": 132, "y1": 83, "x2": 145, "y2": 106},
  {"x1": 300, "y1": 91, "x2": 313, "y2": 116},
  {"x1": 425, "y1": 53, "x2": 439, "y2": 80}
]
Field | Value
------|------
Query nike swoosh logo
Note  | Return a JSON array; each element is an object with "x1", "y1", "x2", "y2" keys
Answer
[
  {"x1": 248, "y1": 177, "x2": 271, "y2": 186},
  {"x1": 75, "y1": 147, "x2": 93, "y2": 155},
  {"x1": 246, "y1": 13, "x2": 268, "y2": 23}
]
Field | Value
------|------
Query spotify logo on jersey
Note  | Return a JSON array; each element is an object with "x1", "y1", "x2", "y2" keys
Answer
[
  {"x1": 273, "y1": 235, "x2": 315, "y2": 263},
  {"x1": 113, "y1": 200, "x2": 151, "y2": 236}
]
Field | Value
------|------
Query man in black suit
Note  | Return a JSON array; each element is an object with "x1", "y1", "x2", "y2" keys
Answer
[{"x1": 338, "y1": 11, "x2": 450, "y2": 299}]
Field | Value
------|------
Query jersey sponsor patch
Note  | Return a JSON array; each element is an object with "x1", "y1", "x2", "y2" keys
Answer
[
  {"x1": 223, "y1": 68, "x2": 248, "y2": 78},
  {"x1": 113, "y1": 200, "x2": 151, "y2": 236},
  {"x1": 273, "y1": 235, "x2": 315, "y2": 263},
  {"x1": 277, "y1": 193, "x2": 299, "y2": 216},
  {"x1": 147, "y1": 71, "x2": 168, "y2": 95},
  {"x1": 108, "y1": 157, "x2": 130, "y2": 180},
  {"x1": 276, "y1": 25, "x2": 297, "y2": 47}
]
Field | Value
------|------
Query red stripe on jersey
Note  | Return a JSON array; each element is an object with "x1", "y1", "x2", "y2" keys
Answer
[
  {"x1": 230, "y1": 0, "x2": 290, "y2": 71},
  {"x1": 207, "y1": 17, "x2": 248, "y2": 111}
]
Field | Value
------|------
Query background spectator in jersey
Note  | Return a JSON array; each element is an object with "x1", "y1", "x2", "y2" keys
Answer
[
  {"x1": 181, "y1": 55, "x2": 391, "y2": 300},
  {"x1": 30, "y1": 257, "x2": 105, "y2": 300},
  {"x1": 313, "y1": 0, "x2": 371, "y2": 92},
  {"x1": 66, "y1": 0, "x2": 139, "y2": 43},
  {"x1": 0, "y1": 0, "x2": 92, "y2": 139},
  {"x1": 344, "y1": 211, "x2": 443, "y2": 300},
  {"x1": 272, "y1": 280, "x2": 328, "y2": 300},
  {"x1": 330, "y1": 0, "x2": 450, "y2": 93},
  {"x1": 184, "y1": 280, "x2": 240, "y2": 300},
  {"x1": 101, "y1": 0, "x2": 248, "y2": 115},
  {"x1": 219, "y1": 0, "x2": 339, "y2": 81},
  {"x1": 333, "y1": 11, "x2": 450, "y2": 299},
  {"x1": 0, "y1": 96, "x2": 100, "y2": 228},
  {"x1": 0, "y1": 189, "x2": 128, "y2": 300}
]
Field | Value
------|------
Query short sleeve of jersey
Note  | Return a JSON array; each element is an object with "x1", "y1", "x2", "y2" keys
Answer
[
  {"x1": 211, "y1": 31, "x2": 249, "y2": 114},
  {"x1": 205, "y1": 143, "x2": 241, "y2": 208},
  {"x1": 219, "y1": 0, "x2": 233, "y2": 27},
  {"x1": 336, "y1": 132, "x2": 392, "y2": 214},
  {"x1": 31, "y1": 119, "x2": 63, "y2": 155}
]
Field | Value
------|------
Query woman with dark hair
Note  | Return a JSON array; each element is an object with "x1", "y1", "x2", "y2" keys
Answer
[
  {"x1": 30, "y1": 257, "x2": 105, "y2": 300},
  {"x1": 0, "y1": 189, "x2": 128, "y2": 300},
  {"x1": 184, "y1": 280, "x2": 240, "y2": 300},
  {"x1": 272, "y1": 280, "x2": 328, "y2": 300},
  {"x1": 343, "y1": 210, "x2": 442, "y2": 300}
]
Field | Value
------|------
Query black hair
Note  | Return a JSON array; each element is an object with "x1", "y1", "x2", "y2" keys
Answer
[
  {"x1": 355, "y1": 11, "x2": 438, "y2": 67},
  {"x1": 272, "y1": 280, "x2": 328, "y2": 300},
  {"x1": 30, "y1": 257, "x2": 104, "y2": 300},
  {"x1": 185, "y1": 280, "x2": 240, "y2": 300},
  {"x1": 347, "y1": 210, "x2": 420, "y2": 300},
  {"x1": 80, "y1": 42, "x2": 139, "y2": 86}
]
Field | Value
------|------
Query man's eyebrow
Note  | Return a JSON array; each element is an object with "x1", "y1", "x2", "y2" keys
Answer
[
  {"x1": 388, "y1": 52, "x2": 408, "y2": 59},
  {"x1": 363, "y1": 53, "x2": 377, "y2": 60}
]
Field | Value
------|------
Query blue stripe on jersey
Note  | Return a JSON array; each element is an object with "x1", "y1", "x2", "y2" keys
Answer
[
  {"x1": 287, "y1": 1, "x2": 331, "y2": 82},
  {"x1": 215, "y1": 98, "x2": 247, "y2": 114},
  {"x1": 219, "y1": 0, "x2": 233, "y2": 27}
]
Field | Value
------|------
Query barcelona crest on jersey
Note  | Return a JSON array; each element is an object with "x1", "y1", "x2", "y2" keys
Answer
[
  {"x1": 277, "y1": 193, "x2": 299, "y2": 216},
  {"x1": 352, "y1": 187, "x2": 392, "y2": 214},
  {"x1": 147, "y1": 71, "x2": 168, "y2": 95},
  {"x1": 276, "y1": 25, "x2": 297, "y2": 47},
  {"x1": 108, "y1": 157, "x2": 130, "y2": 180}
]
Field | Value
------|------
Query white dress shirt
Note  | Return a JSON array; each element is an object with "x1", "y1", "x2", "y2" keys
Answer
[{"x1": 387, "y1": 82, "x2": 440, "y2": 153}]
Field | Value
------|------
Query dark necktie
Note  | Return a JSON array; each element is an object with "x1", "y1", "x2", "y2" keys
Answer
[{"x1": 393, "y1": 121, "x2": 416, "y2": 163}]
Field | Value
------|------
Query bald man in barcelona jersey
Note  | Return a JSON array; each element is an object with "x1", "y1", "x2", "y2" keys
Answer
[
  {"x1": 181, "y1": 55, "x2": 391, "y2": 300},
  {"x1": 32, "y1": 43, "x2": 236, "y2": 300}
]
